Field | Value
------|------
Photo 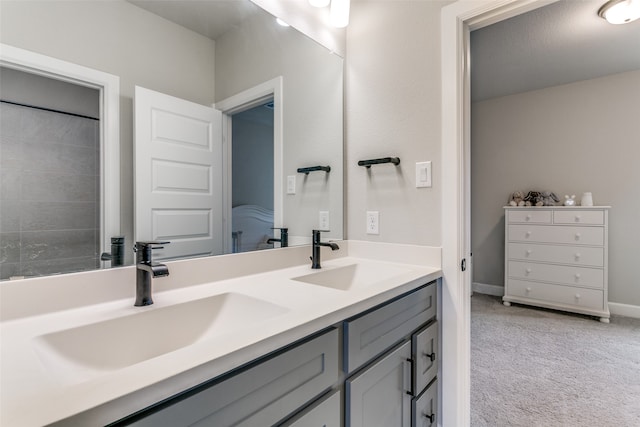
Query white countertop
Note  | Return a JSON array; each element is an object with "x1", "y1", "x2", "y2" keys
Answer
[{"x1": 0, "y1": 241, "x2": 441, "y2": 426}]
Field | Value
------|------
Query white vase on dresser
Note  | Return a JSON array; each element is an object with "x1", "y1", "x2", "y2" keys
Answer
[{"x1": 503, "y1": 206, "x2": 610, "y2": 323}]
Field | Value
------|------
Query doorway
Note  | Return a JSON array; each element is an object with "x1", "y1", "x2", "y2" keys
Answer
[
  {"x1": 230, "y1": 102, "x2": 275, "y2": 253},
  {"x1": 440, "y1": 0, "x2": 548, "y2": 424},
  {"x1": 0, "y1": 45, "x2": 120, "y2": 279}
]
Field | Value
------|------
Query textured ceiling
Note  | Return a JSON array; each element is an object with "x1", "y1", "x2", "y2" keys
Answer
[{"x1": 470, "y1": 0, "x2": 640, "y2": 102}]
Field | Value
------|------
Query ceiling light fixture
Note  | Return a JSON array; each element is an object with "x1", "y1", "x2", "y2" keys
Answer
[
  {"x1": 330, "y1": 0, "x2": 350, "y2": 28},
  {"x1": 598, "y1": 0, "x2": 640, "y2": 24},
  {"x1": 309, "y1": 0, "x2": 330, "y2": 8}
]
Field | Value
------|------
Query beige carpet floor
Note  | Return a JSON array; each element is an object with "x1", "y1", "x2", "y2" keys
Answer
[{"x1": 471, "y1": 293, "x2": 640, "y2": 426}]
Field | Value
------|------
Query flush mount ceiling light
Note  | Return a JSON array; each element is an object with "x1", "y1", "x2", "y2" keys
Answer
[
  {"x1": 309, "y1": 0, "x2": 330, "y2": 7},
  {"x1": 308, "y1": 0, "x2": 350, "y2": 27},
  {"x1": 598, "y1": 0, "x2": 640, "y2": 24}
]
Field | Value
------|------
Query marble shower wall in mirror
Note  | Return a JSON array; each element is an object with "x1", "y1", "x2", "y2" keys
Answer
[{"x1": 0, "y1": 0, "x2": 343, "y2": 278}]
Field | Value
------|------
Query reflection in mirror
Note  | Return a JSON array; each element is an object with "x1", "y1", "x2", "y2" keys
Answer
[{"x1": 0, "y1": 0, "x2": 343, "y2": 279}]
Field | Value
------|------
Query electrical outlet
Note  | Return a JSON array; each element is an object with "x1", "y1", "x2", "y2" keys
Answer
[
  {"x1": 366, "y1": 211, "x2": 379, "y2": 235},
  {"x1": 287, "y1": 175, "x2": 296, "y2": 194},
  {"x1": 319, "y1": 211, "x2": 329, "y2": 230}
]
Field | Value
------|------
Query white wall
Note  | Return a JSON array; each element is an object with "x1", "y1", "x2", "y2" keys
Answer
[
  {"x1": 345, "y1": 0, "x2": 447, "y2": 246},
  {"x1": 216, "y1": 9, "x2": 344, "y2": 242},
  {"x1": 471, "y1": 70, "x2": 640, "y2": 306},
  {"x1": 0, "y1": 0, "x2": 217, "y2": 260}
]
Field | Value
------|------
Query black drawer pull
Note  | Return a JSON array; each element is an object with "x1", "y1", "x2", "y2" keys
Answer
[
  {"x1": 423, "y1": 351, "x2": 436, "y2": 362},
  {"x1": 424, "y1": 412, "x2": 436, "y2": 423}
]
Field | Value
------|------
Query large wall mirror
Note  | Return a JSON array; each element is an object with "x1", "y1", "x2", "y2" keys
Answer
[{"x1": 0, "y1": 0, "x2": 344, "y2": 280}]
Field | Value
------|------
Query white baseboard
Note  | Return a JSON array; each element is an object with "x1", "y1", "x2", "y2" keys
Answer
[
  {"x1": 608, "y1": 302, "x2": 640, "y2": 319},
  {"x1": 472, "y1": 282, "x2": 504, "y2": 297}
]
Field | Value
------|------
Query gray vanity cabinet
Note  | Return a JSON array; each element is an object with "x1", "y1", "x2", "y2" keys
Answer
[
  {"x1": 129, "y1": 328, "x2": 339, "y2": 427},
  {"x1": 344, "y1": 282, "x2": 438, "y2": 427}
]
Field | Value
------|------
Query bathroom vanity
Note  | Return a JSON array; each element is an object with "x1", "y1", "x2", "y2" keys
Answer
[{"x1": 0, "y1": 241, "x2": 441, "y2": 427}]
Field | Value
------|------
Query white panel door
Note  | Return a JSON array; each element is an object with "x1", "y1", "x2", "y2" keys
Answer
[{"x1": 135, "y1": 86, "x2": 223, "y2": 260}]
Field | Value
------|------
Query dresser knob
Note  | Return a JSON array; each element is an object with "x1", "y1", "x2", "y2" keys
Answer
[
  {"x1": 575, "y1": 293, "x2": 581, "y2": 299},
  {"x1": 575, "y1": 273, "x2": 581, "y2": 280},
  {"x1": 525, "y1": 215, "x2": 531, "y2": 221},
  {"x1": 525, "y1": 268, "x2": 532, "y2": 275},
  {"x1": 525, "y1": 231, "x2": 532, "y2": 238},
  {"x1": 575, "y1": 233, "x2": 581, "y2": 241},
  {"x1": 575, "y1": 215, "x2": 581, "y2": 222},
  {"x1": 526, "y1": 249, "x2": 532, "y2": 256},
  {"x1": 526, "y1": 287, "x2": 532, "y2": 293},
  {"x1": 575, "y1": 253, "x2": 581, "y2": 260}
]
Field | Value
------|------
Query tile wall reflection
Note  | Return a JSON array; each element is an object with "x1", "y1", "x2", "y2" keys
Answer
[{"x1": 0, "y1": 103, "x2": 100, "y2": 280}]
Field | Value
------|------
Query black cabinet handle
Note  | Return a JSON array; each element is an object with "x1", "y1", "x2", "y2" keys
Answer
[{"x1": 424, "y1": 412, "x2": 436, "y2": 423}]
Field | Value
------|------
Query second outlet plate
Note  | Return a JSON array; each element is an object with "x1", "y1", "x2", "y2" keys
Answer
[{"x1": 366, "y1": 211, "x2": 379, "y2": 235}]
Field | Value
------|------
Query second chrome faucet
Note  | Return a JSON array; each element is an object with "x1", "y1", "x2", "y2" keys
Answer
[{"x1": 311, "y1": 230, "x2": 339, "y2": 269}]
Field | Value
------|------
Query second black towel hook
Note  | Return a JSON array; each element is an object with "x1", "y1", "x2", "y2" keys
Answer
[{"x1": 358, "y1": 157, "x2": 400, "y2": 168}]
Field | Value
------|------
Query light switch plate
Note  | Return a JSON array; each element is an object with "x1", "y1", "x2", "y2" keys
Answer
[
  {"x1": 366, "y1": 211, "x2": 379, "y2": 235},
  {"x1": 319, "y1": 211, "x2": 329, "y2": 230},
  {"x1": 287, "y1": 175, "x2": 296, "y2": 194},
  {"x1": 416, "y1": 161, "x2": 432, "y2": 188}
]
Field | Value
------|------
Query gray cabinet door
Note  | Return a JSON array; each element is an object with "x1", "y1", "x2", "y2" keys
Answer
[
  {"x1": 412, "y1": 379, "x2": 437, "y2": 427},
  {"x1": 132, "y1": 328, "x2": 339, "y2": 427},
  {"x1": 413, "y1": 321, "x2": 438, "y2": 394},
  {"x1": 345, "y1": 341, "x2": 412, "y2": 427},
  {"x1": 279, "y1": 390, "x2": 341, "y2": 427},
  {"x1": 344, "y1": 283, "x2": 436, "y2": 374}
]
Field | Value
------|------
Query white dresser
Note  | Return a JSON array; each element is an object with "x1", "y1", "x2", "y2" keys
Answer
[{"x1": 503, "y1": 206, "x2": 610, "y2": 322}]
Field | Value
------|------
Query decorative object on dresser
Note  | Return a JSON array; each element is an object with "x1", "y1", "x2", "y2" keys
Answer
[
  {"x1": 508, "y1": 191, "x2": 526, "y2": 206},
  {"x1": 563, "y1": 194, "x2": 576, "y2": 206},
  {"x1": 581, "y1": 192, "x2": 594, "y2": 206},
  {"x1": 503, "y1": 206, "x2": 610, "y2": 323}
]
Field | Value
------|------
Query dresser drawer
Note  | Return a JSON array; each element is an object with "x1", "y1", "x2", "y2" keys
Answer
[
  {"x1": 554, "y1": 210, "x2": 604, "y2": 225},
  {"x1": 508, "y1": 261, "x2": 604, "y2": 288},
  {"x1": 344, "y1": 283, "x2": 436, "y2": 374},
  {"x1": 507, "y1": 243, "x2": 604, "y2": 267},
  {"x1": 507, "y1": 279, "x2": 605, "y2": 311},
  {"x1": 412, "y1": 379, "x2": 437, "y2": 427},
  {"x1": 508, "y1": 224, "x2": 604, "y2": 246},
  {"x1": 507, "y1": 210, "x2": 551, "y2": 224}
]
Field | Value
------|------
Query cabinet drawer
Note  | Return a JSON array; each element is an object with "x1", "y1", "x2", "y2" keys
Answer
[
  {"x1": 132, "y1": 328, "x2": 339, "y2": 427},
  {"x1": 507, "y1": 210, "x2": 551, "y2": 224},
  {"x1": 279, "y1": 390, "x2": 341, "y2": 427},
  {"x1": 554, "y1": 210, "x2": 604, "y2": 225},
  {"x1": 508, "y1": 224, "x2": 604, "y2": 246},
  {"x1": 412, "y1": 379, "x2": 437, "y2": 427},
  {"x1": 507, "y1": 279, "x2": 604, "y2": 311},
  {"x1": 344, "y1": 283, "x2": 436, "y2": 374},
  {"x1": 508, "y1": 261, "x2": 604, "y2": 288},
  {"x1": 346, "y1": 341, "x2": 412, "y2": 427},
  {"x1": 413, "y1": 321, "x2": 437, "y2": 395},
  {"x1": 507, "y1": 243, "x2": 604, "y2": 267}
]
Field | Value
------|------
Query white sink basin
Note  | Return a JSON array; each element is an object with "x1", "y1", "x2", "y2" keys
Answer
[
  {"x1": 34, "y1": 293, "x2": 288, "y2": 383},
  {"x1": 291, "y1": 263, "x2": 412, "y2": 291}
]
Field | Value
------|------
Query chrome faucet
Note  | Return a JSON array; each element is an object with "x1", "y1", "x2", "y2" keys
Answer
[
  {"x1": 134, "y1": 241, "x2": 170, "y2": 306},
  {"x1": 311, "y1": 230, "x2": 339, "y2": 269},
  {"x1": 267, "y1": 227, "x2": 289, "y2": 248}
]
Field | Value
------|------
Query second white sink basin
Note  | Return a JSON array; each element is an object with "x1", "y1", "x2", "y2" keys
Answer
[
  {"x1": 291, "y1": 262, "x2": 412, "y2": 291},
  {"x1": 34, "y1": 293, "x2": 288, "y2": 383}
]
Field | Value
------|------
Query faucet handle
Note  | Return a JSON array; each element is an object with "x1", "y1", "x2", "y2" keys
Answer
[{"x1": 134, "y1": 241, "x2": 170, "y2": 251}]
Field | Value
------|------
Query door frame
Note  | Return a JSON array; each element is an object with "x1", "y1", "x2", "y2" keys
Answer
[
  {"x1": 440, "y1": 0, "x2": 553, "y2": 424},
  {"x1": 0, "y1": 43, "x2": 120, "y2": 264},
  {"x1": 215, "y1": 77, "x2": 284, "y2": 253}
]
